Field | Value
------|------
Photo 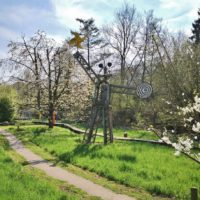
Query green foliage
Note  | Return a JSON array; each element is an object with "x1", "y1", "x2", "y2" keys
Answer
[
  {"x1": 76, "y1": 18, "x2": 102, "y2": 48},
  {"x1": 0, "y1": 136, "x2": 69, "y2": 200},
  {"x1": 190, "y1": 8, "x2": 200, "y2": 44},
  {"x1": 0, "y1": 84, "x2": 18, "y2": 120},
  {"x1": 65, "y1": 121, "x2": 158, "y2": 140},
  {"x1": 0, "y1": 84, "x2": 18, "y2": 101},
  {"x1": 9, "y1": 125, "x2": 200, "y2": 200},
  {"x1": 113, "y1": 128, "x2": 158, "y2": 140},
  {"x1": 0, "y1": 97, "x2": 14, "y2": 122}
]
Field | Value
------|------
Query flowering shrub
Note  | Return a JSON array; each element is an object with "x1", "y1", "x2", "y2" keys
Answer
[{"x1": 161, "y1": 95, "x2": 200, "y2": 163}]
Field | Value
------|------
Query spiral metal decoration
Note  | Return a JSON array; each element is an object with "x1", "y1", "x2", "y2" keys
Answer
[{"x1": 136, "y1": 82, "x2": 152, "y2": 99}]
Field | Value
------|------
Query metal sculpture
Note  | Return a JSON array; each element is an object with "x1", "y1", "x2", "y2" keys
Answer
[
  {"x1": 73, "y1": 51, "x2": 113, "y2": 144},
  {"x1": 73, "y1": 51, "x2": 153, "y2": 144},
  {"x1": 68, "y1": 31, "x2": 86, "y2": 49},
  {"x1": 136, "y1": 82, "x2": 153, "y2": 99}
]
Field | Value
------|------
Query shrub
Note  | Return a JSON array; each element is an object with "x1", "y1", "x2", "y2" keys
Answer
[{"x1": 0, "y1": 97, "x2": 14, "y2": 122}]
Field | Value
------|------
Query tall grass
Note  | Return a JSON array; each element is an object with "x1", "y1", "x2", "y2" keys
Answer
[
  {"x1": 8, "y1": 126, "x2": 200, "y2": 199},
  {"x1": 62, "y1": 121, "x2": 158, "y2": 140},
  {"x1": 0, "y1": 136, "x2": 72, "y2": 200},
  {"x1": 0, "y1": 134, "x2": 100, "y2": 200}
]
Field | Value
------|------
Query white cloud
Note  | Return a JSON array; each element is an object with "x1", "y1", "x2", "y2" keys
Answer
[
  {"x1": 50, "y1": 0, "x2": 115, "y2": 30},
  {"x1": 52, "y1": 0, "x2": 94, "y2": 28},
  {"x1": 50, "y1": 0, "x2": 200, "y2": 36},
  {"x1": 0, "y1": 0, "x2": 199, "y2": 61},
  {"x1": 158, "y1": 0, "x2": 200, "y2": 18},
  {"x1": 159, "y1": 0, "x2": 179, "y2": 9},
  {"x1": 48, "y1": 34, "x2": 65, "y2": 44},
  {"x1": 187, "y1": 7, "x2": 200, "y2": 19},
  {"x1": 156, "y1": 0, "x2": 200, "y2": 35}
]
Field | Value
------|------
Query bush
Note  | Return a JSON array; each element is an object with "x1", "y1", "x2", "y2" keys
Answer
[{"x1": 0, "y1": 97, "x2": 14, "y2": 122}]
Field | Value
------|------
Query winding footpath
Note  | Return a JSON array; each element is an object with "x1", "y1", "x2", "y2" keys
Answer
[{"x1": 0, "y1": 129, "x2": 136, "y2": 200}]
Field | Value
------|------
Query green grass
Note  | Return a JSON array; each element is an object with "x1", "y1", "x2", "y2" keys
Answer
[
  {"x1": 7, "y1": 125, "x2": 200, "y2": 200},
  {"x1": 61, "y1": 121, "x2": 158, "y2": 140},
  {"x1": 0, "y1": 134, "x2": 100, "y2": 200},
  {"x1": 112, "y1": 128, "x2": 158, "y2": 140}
]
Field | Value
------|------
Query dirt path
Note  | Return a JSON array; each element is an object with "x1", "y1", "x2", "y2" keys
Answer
[{"x1": 0, "y1": 129, "x2": 136, "y2": 200}]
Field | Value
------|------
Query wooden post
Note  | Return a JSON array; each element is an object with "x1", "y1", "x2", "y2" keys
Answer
[
  {"x1": 101, "y1": 83, "x2": 109, "y2": 144},
  {"x1": 124, "y1": 132, "x2": 128, "y2": 138},
  {"x1": 103, "y1": 107, "x2": 107, "y2": 145},
  {"x1": 191, "y1": 187, "x2": 198, "y2": 200},
  {"x1": 84, "y1": 85, "x2": 100, "y2": 143},
  {"x1": 108, "y1": 105, "x2": 113, "y2": 143},
  {"x1": 85, "y1": 106, "x2": 98, "y2": 143}
]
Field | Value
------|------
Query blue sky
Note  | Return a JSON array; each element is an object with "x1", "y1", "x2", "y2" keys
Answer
[{"x1": 0, "y1": 0, "x2": 200, "y2": 58}]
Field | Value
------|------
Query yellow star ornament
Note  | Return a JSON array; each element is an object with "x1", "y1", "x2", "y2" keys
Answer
[{"x1": 68, "y1": 31, "x2": 86, "y2": 49}]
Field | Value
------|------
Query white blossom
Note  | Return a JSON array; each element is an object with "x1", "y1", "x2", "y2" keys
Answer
[
  {"x1": 165, "y1": 101, "x2": 171, "y2": 105},
  {"x1": 181, "y1": 106, "x2": 193, "y2": 115},
  {"x1": 185, "y1": 117, "x2": 193, "y2": 122},
  {"x1": 192, "y1": 122, "x2": 200, "y2": 133},
  {"x1": 161, "y1": 136, "x2": 172, "y2": 144},
  {"x1": 178, "y1": 137, "x2": 193, "y2": 152},
  {"x1": 165, "y1": 95, "x2": 200, "y2": 161},
  {"x1": 172, "y1": 142, "x2": 183, "y2": 152},
  {"x1": 162, "y1": 128, "x2": 168, "y2": 136},
  {"x1": 174, "y1": 151, "x2": 181, "y2": 156},
  {"x1": 194, "y1": 95, "x2": 200, "y2": 104}
]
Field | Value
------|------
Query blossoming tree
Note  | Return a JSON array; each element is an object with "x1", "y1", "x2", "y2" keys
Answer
[{"x1": 160, "y1": 95, "x2": 200, "y2": 163}]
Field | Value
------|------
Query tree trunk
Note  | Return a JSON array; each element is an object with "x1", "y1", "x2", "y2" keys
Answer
[
  {"x1": 87, "y1": 36, "x2": 90, "y2": 66},
  {"x1": 120, "y1": 56, "x2": 126, "y2": 85},
  {"x1": 48, "y1": 102, "x2": 54, "y2": 128},
  {"x1": 37, "y1": 89, "x2": 41, "y2": 119}
]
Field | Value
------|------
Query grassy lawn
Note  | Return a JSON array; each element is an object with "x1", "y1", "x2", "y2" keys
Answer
[
  {"x1": 60, "y1": 121, "x2": 158, "y2": 140},
  {"x1": 6, "y1": 125, "x2": 200, "y2": 200},
  {"x1": 0, "y1": 134, "x2": 100, "y2": 200},
  {"x1": 112, "y1": 128, "x2": 158, "y2": 140}
]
